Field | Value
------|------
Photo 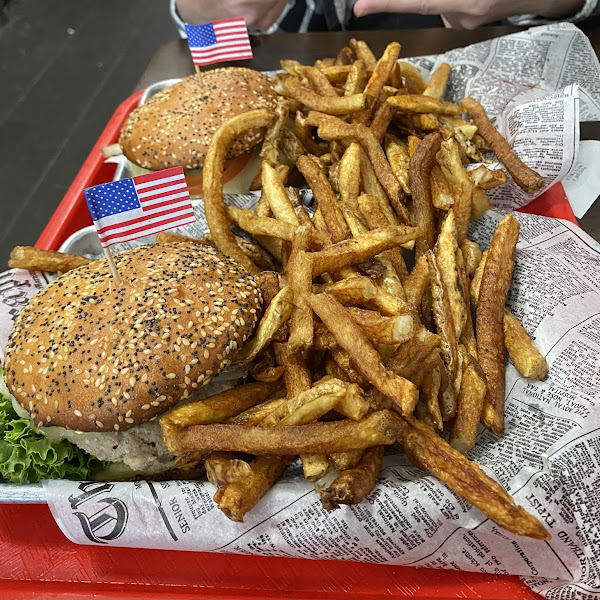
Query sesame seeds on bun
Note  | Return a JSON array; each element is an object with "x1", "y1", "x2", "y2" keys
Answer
[
  {"x1": 4, "y1": 243, "x2": 263, "y2": 433},
  {"x1": 119, "y1": 68, "x2": 278, "y2": 171}
]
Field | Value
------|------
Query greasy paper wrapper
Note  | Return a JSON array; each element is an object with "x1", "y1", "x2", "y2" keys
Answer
[{"x1": 0, "y1": 23, "x2": 599, "y2": 600}]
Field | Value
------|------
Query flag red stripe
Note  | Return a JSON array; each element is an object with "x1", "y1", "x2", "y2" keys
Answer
[
  {"x1": 136, "y1": 183, "x2": 188, "y2": 200},
  {"x1": 96, "y1": 202, "x2": 194, "y2": 235},
  {"x1": 100, "y1": 215, "x2": 197, "y2": 248},
  {"x1": 99, "y1": 210, "x2": 196, "y2": 244},
  {"x1": 212, "y1": 17, "x2": 247, "y2": 27},
  {"x1": 191, "y1": 46, "x2": 252, "y2": 58},
  {"x1": 192, "y1": 53, "x2": 253, "y2": 66}
]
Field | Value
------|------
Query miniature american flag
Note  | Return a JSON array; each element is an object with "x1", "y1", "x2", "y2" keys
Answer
[
  {"x1": 185, "y1": 18, "x2": 253, "y2": 66},
  {"x1": 84, "y1": 167, "x2": 196, "y2": 248}
]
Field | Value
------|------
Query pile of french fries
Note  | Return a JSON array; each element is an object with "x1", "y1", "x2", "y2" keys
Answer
[{"x1": 8, "y1": 39, "x2": 551, "y2": 539}]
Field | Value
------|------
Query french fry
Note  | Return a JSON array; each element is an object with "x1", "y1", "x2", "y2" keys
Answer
[
  {"x1": 422, "y1": 365, "x2": 443, "y2": 432},
  {"x1": 461, "y1": 98, "x2": 544, "y2": 194},
  {"x1": 386, "y1": 327, "x2": 440, "y2": 378},
  {"x1": 310, "y1": 226, "x2": 421, "y2": 277},
  {"x1": 469, "y1": 164, "x2": 508, "y2": 190},
  {"x1": 423, "y1": 63, "x2": 451, "y2": 99},
  {"x1": 273, "y1": 341, "x2": 312, "y2": 397},
  {"x1": 232, "y1": 286, "x2": 294, "y2": 365},
  {"x1": 287, "y1": 249, "x2": 314, "y2": 352},
  {"x1": 334, "y1": 46, "x2": 354, "y2": 66},
  {"x1": 456, "y1": 248, "x2": 478, "y2": 359},
  {"x1": 314, "y1": 276, "x2": 376, "y2": 306},
  {"x1": 399, "y1": 416, "x2": 550, "y2": 539},
  {"x1": 344, "y1": 60, "x2": 367, "y2": 95},
  {"x1": 398, "y1": 62, "x2": 426, "y2": 93},
  {"x1": 261, "y1": 97, "x2": 290, "y2": 165},
  {"x1": 353, "y1": 41, "x2": 401, "y2": 125},
  {"x1": 297, "y1": 154, "x2": 349, "y2": 242},
  {"x1": 477, "y1": 214, "x2": 520, "y2": 435},
  {"x1": 318, "y1": 446, "x2": 384, "y2": 509},
  {"x1": 214, "y1": 455, "x2": 293, "y2": 522},
  {"x1": 329, "y1": 449, "x2": 365, "y2": 471},
  {"x1": 471, "y1": 187, "x2": 492, "y2": 220},
  {"x1": 310, "y1": 293, "x2": 418, "y2": 415},
  {"x1": 205, "y1": 452, "x2": 252, "y2": 486},
  {"x1": 227, "y1": 396, "x2": 288, "y2": 426},
  {"x1": 338, "y1": 143, "x2": 361, "y2": 212},
  {"x1": 303, "y1": 453, "x2": 332, "y2": 482},
  {"x1": 236, "y1": 236, "x2": 282, "y2": 271},
  {"x1": 431, "y1": 165, "x2": 454, "y2": 210},
  {"x1": 251, "y1": 363, "x2": 285, "y2": 382},
  {"x1": 331, "y1": 347, "x2": 370, "y2": 386},
  {"x1": 404, "y1": 255, "x2": 430, "y2": 309},
  {"x1": 203, "y1": 108, "x2": 274, "y2": 273},
  {"x1": 300, "y1": 65, "x2": 340, "y2": 97},
  {"x1": 349, "y1": 38, "x2": 377, "y2": 71},
  {"x1": 384, "y1": 134, "x2": 411, "y2": 195},
  {"x1": 428, "y1": 250, "x2": 459, "y2": 382},
  {"x1": 387, "y1": 95, "x2": 461, "y2": 115},
  {"x1": 360, "y1": 147, "x2": 399, "y2": 226},
  {"x1": 165, "y1": 410, "x2": 403, "y2": 456},
  {"x1": 9, "y1": 246, "x2": 93, "y2": 273},
  {"x1": 470, "y1": 250, "x2": 488, "y2": 308},
  {"x1": 347, "y1": 307, "x2": 414, "y2": 345},
  {"x1": 294, "y1": 110, "x2": 324, "y2": 156},
  {"x1": 410, "y1": 132, "x2": 442, "y2": 258},
  {"x1": 162, "y1": 381, "x2": 283, "y2": 428},
  {"x1": 278, "y1": 77, "x2": 367, "y2": 115},
  {"x1": 461, "y1": 239, "x2": 483, "y2": 277},
  {"x1": 226, "y1": 206, "x2": 298, "y2": 242},
  {"x1": 280, "y1": 127, "x2": 307, "y2": 164},
  {"x1": 503, "y1": 311, "x2": 548, "y2": 380},
  {"x1": 449, "y1": 350, "x2": 487, "y2": 454},
  {"x1": 155, "y1": 231, "x2": 212, "y2": 246},
  {"x1": 262, "y1": 162, "x2": 300, "y2": 225}
]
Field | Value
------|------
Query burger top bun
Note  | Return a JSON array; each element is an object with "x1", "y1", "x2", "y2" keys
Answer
[
  {"x1": 4, "y1": 243, "x2": 263, "y2": 433},
  {"x1": 119, "y1": 68, "x2": 277, "y2": 171}
]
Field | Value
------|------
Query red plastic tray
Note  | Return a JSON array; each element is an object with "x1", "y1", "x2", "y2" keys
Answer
[{"x1": 1, "y1": 89, "x2": 578, "y2": 600}]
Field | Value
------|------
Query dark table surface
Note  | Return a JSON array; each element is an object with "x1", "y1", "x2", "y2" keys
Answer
[{"x1": 135, "y1": 25, "x2": 600, "y2": 242}]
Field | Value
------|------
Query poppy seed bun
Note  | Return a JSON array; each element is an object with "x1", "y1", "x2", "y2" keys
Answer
[
  {"x1": 119, "y1": 68, "x2": 277, "y2": 171},
  {"x1": 4, "y1": 243, "x2": 262, "y2": 433}
]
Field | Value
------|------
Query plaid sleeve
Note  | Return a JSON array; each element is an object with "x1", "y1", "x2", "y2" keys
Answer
[{"x1": 508, "y1": 0, "x2": 599, "y2": 26}]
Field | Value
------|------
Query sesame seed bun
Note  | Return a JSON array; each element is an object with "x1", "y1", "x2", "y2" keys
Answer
[
  {"x1": 119, "y1": 68, "x2": 277, "y2": 171},
  {"x1": 4, "y1": 243, "x2": 262, "y2": 433}
]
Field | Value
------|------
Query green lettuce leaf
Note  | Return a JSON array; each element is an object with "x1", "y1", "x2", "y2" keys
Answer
[{"x1": 0, "y1": 367, "x2": 106, "y2": 483}]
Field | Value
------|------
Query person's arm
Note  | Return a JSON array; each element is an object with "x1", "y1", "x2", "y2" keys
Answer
[
  {"x1": 174, "y1": 0, "x2": 290, "y2": 32},
  {"x1": 353, "y1": 0, "x2": 590, "y2": 30}
]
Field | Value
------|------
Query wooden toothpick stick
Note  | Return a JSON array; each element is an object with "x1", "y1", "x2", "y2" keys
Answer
[{"x1": 103, "y1": 247, "x2": 121, "y2": 285}]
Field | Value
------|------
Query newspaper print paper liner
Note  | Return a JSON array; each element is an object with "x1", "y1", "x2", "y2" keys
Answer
[{"x1": 0, "y1": 22, "x2": 599, "y2": 600}]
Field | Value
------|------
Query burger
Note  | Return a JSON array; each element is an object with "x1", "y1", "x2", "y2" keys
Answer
[
  {"x1": 1, "y1": 243, "x2": 263, "y2": 481},
  {"x1": 119, "y1": 67, "x2": 278, "y2": 194}
]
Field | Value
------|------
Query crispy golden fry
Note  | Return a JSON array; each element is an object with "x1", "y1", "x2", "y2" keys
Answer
[
  {"x1": 388, "y1": 95, "x2": 461, "y2": 115},
  {"x1": 371, "y1": 94, "x2": 399, "y2": 143},
  {"x1": 503, "y1": 311, "x2": 548, "y2": 380},
  {"x1": 226, "y1": 206, "x2": 298, "y2": 242},
  {"x1": 262, "y1": 162, "x2": 300, "y2": 225},
  {"x1": 273, "y1": 341, "x2": 312, "y2": 398},
  {"x1": 344, "y1": 59, "x2": 367, "y2": 96},
  {"x1": 384, "y1": 133, "x2": 411, "y2": 196},
  {"x1": 319, "y1": 446, "x2": 384, "y2": 509},
  {"x1": 205, "y1": 452, "x2": 253, "y2": 487},
  {"x1": 233, "y1": 286, "x2": 294, "y2": 365},
  {"x1": 353, "y1": 41, "x2": 401, "y2": 125},
  {"x1": 280, "y1": 59, "x2": 306, "y2": 79},
  {"x1": 428, "y1": 250, "x2": 459, "y2": 382},
  {"x1": 404, "y1": 255, "x2": 430, "y2": 309},
  {"x1": 435, "y1": 211, "x2": 467, "y2": 339},
  {"x1": 311, "y1": 114, "x2": 409, "y2": 224},
  {"x1": 294, "y1": 111, "x2": 323, "y2": 156},
  {"x1": 300, "y1": 65, "x2": 340, "y2": 97},
  {"x1": 470, "y1": 250, "x2": 487, "y2": 308},
  {"x1": 278, "y1": 77, "x2": 367, "y2": 115},
  {"x1": 310, "y1": 293, "x2": 418, "y2": 415},
  {"x1": 227, "y1": 396, "x2": 288, "y2": 427},
  {"x1": 349, "y1": 38, "x2": 377, "y2": 71},
  {"x1": 166, "y1": 410, "x2": 403, "y2": 456},
  {"x1": 330, "y1": 449, "x2": 365, "y2": 471},
  {"x1": 261, "y1": 97, "x2": 290, "y2": 165},
  {"x1": 236, "y1": 236, "x2": 281, "y2": 271},
  {"x1": 461, "y1": 98, "x2": 544, "y2": 194},
  {"x1": 156, "y1": 231, "x2": 212, "y2": 246},
  {"x1": 288, "y1": 249, "x2": 314, "y2": 352},
  {"x1": 477, "y1": 214, "x2": 520, "y2": 435},
  {"x1": 456, "y1": 249, "x2": 478, "y2": 360},
  {"x1": 310, "y1": 226, "x2": 421, "y2": 277},
  {"x1": 471, "y1": 187, "x2": 492, "y2": 220},
  {"x1": 9, "y1": 246, "x2": 93, "y2": 273},
  {"x1": 203, "y1": 109, "x2": 274, "y2": 273},
  {"x1": 431, "y1": 164, "x2": 454, "y2": 210},
  {"x1": 338, "y1": 143, "x2": 361, "y2": 212},
  {"x1": 437, "y1": 139, "x2": 474, "y2": 244},
  {"x1": 422, "y1": 365, "x2": 443, "y2": 432},
  {"x1": 312, "y1": 321, "x2": 338, "y2": 351},
  {"x1": 298, "y1": 154, "x2": 349, "y2": 243},
  {"x1": 331, "y1": 347, "x2": 370, "y2": 386},
  {"x1": 360, "y1": 147, "x2": 399, "y2": 226},
  {"x1": 399, "y1": 416, "x2": 550, "y2": 539},
  {"x1": 162, "y1": 381, "x2": 283, "y2": 428},
  {"x1": 320, "y1": 64, "x2": 352, "y2": 84},
  {"x1": 414, "y1": 400, "x2": 437, "y2": 432},
  {"x1": 398, "y1": 62, "x2": 426, "y2": 93},
  {"x1": 303, "y1": 453, "x2": 332, "y2": 482},
  {"x1": 334, "y1": 46, "x2": 354, "y2": 66},
  {"x1": 252, "y1": 363, "x2": 285, "y2": 382},
  {"x1": 358, "y1": 193, "x2": 409, "y2": 283},
  {"x1": 279, "y1": 393, "x2": 341, "y2": 426},
  {"x1": 423, "y1": 63, "x2": 451, "y2": 99},
  {"x1": 410, "y1": 132, "x2": 442, "y2": 258},
  {"x1": 461, "y1": 239, "x2": 483, "y2": 278},
  {"x1": 214, "y1": 455, "x2": 293, "y2": 522},
  {"x1": 386, "y1": 327, "x2": 441, "y2": 378},
  {"x1": 314, "y1": 276, "x2": 377, "y2": 305},
  {"x1": 449, "y1": 350, "x2": 487, "y2": 454},
  {"x1": 469, "y1": 164, "x2": 508, "y2": 190},
  {"x1": 347, "y1": 307, "x2": 414, "y2": 345},
  {"x1": 334, "y1": 382, "x2": 370, "y2": 420}
]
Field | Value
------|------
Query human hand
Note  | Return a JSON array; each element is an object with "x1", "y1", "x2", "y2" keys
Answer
[
  {"x1": 352, "y1": 0, "x2": 585, "y2": 30},
  {"x1": 176, "y1": 0, "x2": 289, "y2": 31}
]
